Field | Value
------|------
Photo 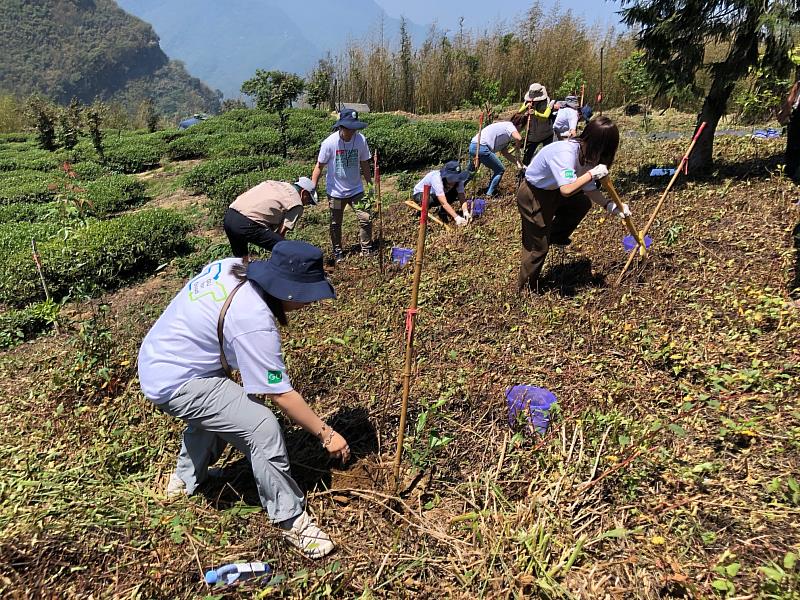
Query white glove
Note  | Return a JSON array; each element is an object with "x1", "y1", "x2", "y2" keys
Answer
[
  {"x1": 455, "y1": 215, "x2": 468, "y2": 227},
  {"x1": 606, "y1": 201, "x2": 631, "y2": 218},
  {"x1": 589, "y1": 164, "x2": 609, "y2": 181}
]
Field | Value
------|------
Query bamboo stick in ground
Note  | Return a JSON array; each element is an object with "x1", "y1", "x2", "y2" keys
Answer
[
  {"x1": 404, "y1": 200, "x2": 449, "y2": 228},
  {"x1": 616, "y1": 122, "x2": 707, "y2": 284},
  {"x1": 393, "y1": 184, "x2": 431, "y2": 488},
  {"x1": 31, "y1": 238, "x2": 60, "y2": 334}
]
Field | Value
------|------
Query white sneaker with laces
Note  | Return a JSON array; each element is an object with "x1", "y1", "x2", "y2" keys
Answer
[
  {"x1": 165, "y1": 472, "x2": 188, "y2": 499},
  {"x1": 280, "y1": 511, "x2": 335, "y2": 559}
]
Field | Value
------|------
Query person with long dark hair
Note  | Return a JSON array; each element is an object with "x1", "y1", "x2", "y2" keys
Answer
[
  {"x1": 516, "y1": 116, "x2": 631, "y2": 291},
  {"x1": 138, "y1": 241, "x2": 346, "y2": 559}
]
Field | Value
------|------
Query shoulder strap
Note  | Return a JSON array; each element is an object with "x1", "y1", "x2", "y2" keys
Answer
[{"x1": 217, "y1": 281, "x2": 246, "y2": 379}]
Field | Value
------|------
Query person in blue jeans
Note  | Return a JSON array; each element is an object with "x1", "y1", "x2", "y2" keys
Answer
[{"x1": 468, "y1": 112, "x2": 525, "y2": 197}]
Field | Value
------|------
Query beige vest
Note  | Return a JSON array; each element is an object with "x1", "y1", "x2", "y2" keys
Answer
[{"x1": 229, "y1": 181, "x2": 303, "y2": 229}]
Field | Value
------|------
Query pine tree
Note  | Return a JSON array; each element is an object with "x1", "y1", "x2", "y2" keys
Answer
[{"x1": 618, "y1": 0, "x2": 800, "y2": 172}]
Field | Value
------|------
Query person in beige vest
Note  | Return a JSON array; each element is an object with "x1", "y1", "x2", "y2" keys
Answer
[{"x1": 223, "y1": 177, "x2": 318, "y2": 257}]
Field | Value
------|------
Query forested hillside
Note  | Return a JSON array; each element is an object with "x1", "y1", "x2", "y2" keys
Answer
[{"x1": 0, "y1": 0, "x2": 220, "y2": 116}]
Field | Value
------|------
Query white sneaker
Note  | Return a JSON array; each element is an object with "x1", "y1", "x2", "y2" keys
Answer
[
  {"x1": 165, "y1": 472, "x2": 188, "y2": 499},
  {"x1": 280, "y1": 511, "x2": 335, "y2": 559}
]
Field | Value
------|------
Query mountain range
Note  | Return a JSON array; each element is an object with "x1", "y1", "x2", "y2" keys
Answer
[
  {"x1": 0, "y1": 0, "x2": 220, "y2": 116},
  {"x1": 116, "y1": 0, "x2": 427, "y2": 98}
]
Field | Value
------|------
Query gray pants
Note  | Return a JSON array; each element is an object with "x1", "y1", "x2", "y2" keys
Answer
[
  {"x1": 329, "y1": 192, "x2": 372, "y2": 250},
  {"x1": 158, "y1": 377, "x2": 305, "y2": 523}
]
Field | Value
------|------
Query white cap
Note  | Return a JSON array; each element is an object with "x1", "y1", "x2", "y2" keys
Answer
[
  {"x1": 295, "y1": 176, "x2": 318, "y2": 204},
  {"x1": 524, "y1": 83, "x2": 548, "y2": 103}
]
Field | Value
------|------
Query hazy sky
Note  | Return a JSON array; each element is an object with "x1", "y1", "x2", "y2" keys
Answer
[{"x1": 374, "y1": 0, "x2": 623, "y2": 32}]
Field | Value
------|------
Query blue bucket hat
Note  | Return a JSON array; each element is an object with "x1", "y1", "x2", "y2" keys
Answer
[
  {"x1": 246, "y1": 241, "x2": 335, "y2": 303},
  {"x1": 440, "y1": 160, "x2": 470, "y2": 183},
  {"x1": 332, "y1": 109, "x2": 367, "y2": 131}
]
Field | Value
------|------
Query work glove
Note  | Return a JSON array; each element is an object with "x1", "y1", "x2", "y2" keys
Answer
[
  {"x1": 589, "y1": 164, "x2": 609, "y2": 181},
  {"x1": 605, "y1": 201, "x2": 631, "y2": 218},
  {"x1": 455, "y1": 215, "x2": 468, "y2": 227}
]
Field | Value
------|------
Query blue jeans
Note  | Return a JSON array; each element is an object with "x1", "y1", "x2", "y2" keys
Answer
[{"x1": 468, "y1": 142, "x2": 505, "y2": 196}]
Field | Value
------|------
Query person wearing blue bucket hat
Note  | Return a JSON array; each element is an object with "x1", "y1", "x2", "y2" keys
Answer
[
  {"x1": 311, "y1": 109, "x2": 374, "y2": 263},
  {"x1": 138, "y1": 240, "x2": 346, "y2": 559},
  {"x1": 412, "y1": 160, "x2": 471, "y2": 225}
]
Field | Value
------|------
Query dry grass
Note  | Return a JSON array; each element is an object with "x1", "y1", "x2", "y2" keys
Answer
[{"x1": 1, "y1": 128, "x2": 799, "y2": 599}]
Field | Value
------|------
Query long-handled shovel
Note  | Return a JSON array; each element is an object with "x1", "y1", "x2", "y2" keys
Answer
[
  {"x1": 600, "y1": 177, "x2": 647, "y2": 258},
  {"x1": 393, "y1": 184, "x2": 431, "y2": 488},
  {"x1": 616, "y1": 122, "x2": 707, "y2": 284}
]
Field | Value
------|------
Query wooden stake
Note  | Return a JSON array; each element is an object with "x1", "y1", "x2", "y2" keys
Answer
[
  {"x1": 393, "y1": 185, "x2": 431, "y2": 487},
  {"x1": 616, "y1": 122, "x2": 707, "y2": 284},
  {"x1": 600, "y1": 177, "x2": 647, "y2": 258},
  {"x1": 472, "y1": 112, "x2": 484, "y2": 171},
  {"x1": 374, "y1": 150, "x2": 385, "y2": 276}
]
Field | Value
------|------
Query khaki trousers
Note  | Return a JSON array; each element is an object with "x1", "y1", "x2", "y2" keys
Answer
[
  {"x1": 329, "y1": 192, "x2": 372, "y2": 250},
  {"x1": 516, "y1": 180, "x2": 592, "y2": 291}
]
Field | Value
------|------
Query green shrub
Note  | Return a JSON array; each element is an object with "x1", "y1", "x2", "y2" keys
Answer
[
  {"x1": 85, "y1": 175, "x2": 148, "y2": 216},
  {"x1": 0, "y1": 132, "x2": 31, "y2": 143},
  {"x1": 207, "y1": 130, "x2": 283, "y2": 158},
  {"x1": 366, "y1": 120, "x2": 471, "y2": 171},
  {"x1": 182, "y1": 155, "x2": 286, "y2": 195},
  {"x1": 0, "y1": 201, "x2": 63, "y2": 224},
  {"x1": 103, "y1": 135, "x2": 166, "y2": 173},
  {"x1": 0, "y1": 209, "x2": 191, "y2": 307},
  {"x1": 166, "y1": 134, "x2": 211, "y2": 160},
  {"x1": 0, "y1": 170, "x2": 59, "y2": 204},
  {"x1": 216, "y1": 108, "x2": 280, "y2": 130},
  {"x1": 71, "y1": 161, "x2": 108, "y2": 181},
  {"x1": 0, "y1": 221, "x2": 64, "y2": 253},
  {"x1": 0, "y1": 299, "x2": 59, "y2": 349}
]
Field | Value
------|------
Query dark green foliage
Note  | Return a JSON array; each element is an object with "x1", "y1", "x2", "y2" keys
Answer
[
  {"x1": 367, "y1": 120, "x2": 471, "y2": 171},
  {"x1": 0, "y1": 299, "x2": 59, "y2": 349},
  {"x1": 306, "y1": 59, "x2": 334, "y2": 110},
  {"x1": 102, "y1": 134, "x2": 166, "y2": 173},
  {"x1": 0, "y1": 209, "x2": 191, "y2": 307},
  {"x1": 57, "y1": 99, "x2": 82, "y2": 150},
  {"x1": 138, "y1": 98, "x2": 159, "y2": 133},
  {"x1": 24, "y1": 96, "x2": 56, "y2": 151},
  {"x1": 85, "y1": 175, "x2": 148, "y2": 216},
  {"x1": 182, "y1": 155, "x2": 286, "y2": 195},
  {"x1": 206, "y1": 130, "x2": 283, "y2": 158},
  {"x1": 84, "y1": 101, "x2": 105, "y2": 161},
  {"x1": 70, "y1": 161, "x2": 108, "y2": 181},
  {"x1": 0, "y1": 170, "x2": 60, "y2": 204},
  {"x1": 241, "y1": 70, "x2": 305, "y2": 158},
  {"x1": 165, "y1": 134, "x2": 211, "y2": 160},
  {"x1": 0, "y1": 201, "x2": 66, "y2": 224},
  {"x1": 0, "y1": 221, "x2": 63, "y2": 254},
  {"x1": 0, "y1": 133, "x2": 31, "y2": 143}
]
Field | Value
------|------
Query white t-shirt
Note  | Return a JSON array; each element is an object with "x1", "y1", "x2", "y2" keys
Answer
[
  {"x1": 138, "y1": 258, "x2": 293, "y2": 403},
  {"x1": 471, "y1": 122, "x2": 518, "y2": 152},
  {"x1": 524, "y1": 140, "x2": 595, "y2": 192},
  {"x1": 553, "y1": 107, "x2": 579, "y2": 137},
  {"x1": 317, "y1": 131, "x2": 371, "y2": 198},
  {"x1": 412, "y1": 170, "x2": 466, "y2": 197}
]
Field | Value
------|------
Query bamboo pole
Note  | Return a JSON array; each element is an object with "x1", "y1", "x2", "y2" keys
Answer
[
  {"x1": 393, "y1": 184, "x2": 431, "y2": 487},
  {"x1": 404, "y1": 200, "x2": 449, "y2": 228},
  {"x1": 599, "y1": 47, "x2": 604, "y2": 116},
  {"x1": 600, "y1": 177, "x2": 647, "y2": 258},
  {"x1": 616, "y1": 122, "x2": 707, "y2": 284},
  {"x1": 374, "y1": 149, "x2": 384, "y2": 275}
]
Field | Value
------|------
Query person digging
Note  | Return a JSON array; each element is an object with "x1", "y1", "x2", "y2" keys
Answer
[
  {"x1": 468, "y1": 113, "x2": 526, "y2": 198},
  {"x1": 223, "y1": 177, "x2": 319, "y2": 257},
  {"x1": 311, "y1": 109, "x2": 374, "y2": 264},
  {"x1": 138, "y1": 241, "x2": 348, "y2": 559},
  {"x1": 412, "y1": 160, "x2": 472, "y2": 226},
  {"x1": 517, "y1": 115, "x2": 632, "y2": 292}
]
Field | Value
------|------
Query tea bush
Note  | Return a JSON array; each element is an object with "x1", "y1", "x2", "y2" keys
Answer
[
  {"x1": 166, "y1": 134, "x2": 212, "y2": 161},
  {"x1": 103, "y1": 134, "x2": 166, "y2": 173},
  {"x1": 70, "y1": 161, "x2": 108, "y2": 181},
  {"x1": 0, "y1": 209, "x2": 191, "y2": 307},
  {"x1": 0, "y1": 201, "x2": 63, "y2": 224},
  {"x1": 0, "y1": 299, "x2": 59, "y2": 349},
  {"x1": 0, "y1": 170, "x2": 60, "y2": 204},
  {"x1": 366, "y1": 120, "x2": 471, "y2": 171},
  {"x1": 85, "y1": 175, "x2": 148, "y2": 216},
  {"x1": 207, "y1": 130, "x2": 283, "y2": 158},
  {"x1": 182, "y1": 155, "x2": 286, "y2": 195}
]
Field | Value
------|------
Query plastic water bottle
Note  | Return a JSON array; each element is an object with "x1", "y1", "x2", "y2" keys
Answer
[{"x1": 204, "y1": 561, "x2": 271, "y2": 586}]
